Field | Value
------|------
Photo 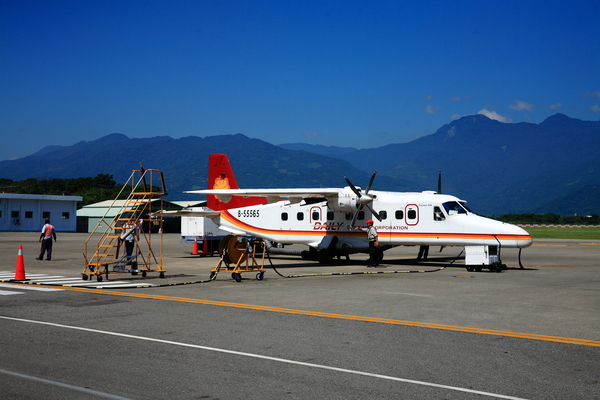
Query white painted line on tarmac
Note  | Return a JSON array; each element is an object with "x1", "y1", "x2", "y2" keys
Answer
[
  {"x1": 27, "y1": 278, "x2": 83, "y2": 283},
  {"x1": 0, "y1": 272, "x2": 155, "y2": 289},
  {"x1": 0, "y1": 290, "x2": 24, "y2": 296},
  {"x1": 0, "y1": 315, "x2": 529, "y2": 400},
  {"x1": 22, "y1": 277, "x2": 69, "y2": 280},
  {"x1": 0, "y1": 368, "x2": 134, "y2": 400},
  {"x1": 90, "y1": 282, "x2": 155, "y2": 288},
  {"x1": 2, "y1": 285, "x2": 63, "y2": 291},
  {"x1": 0, "y1": 272, "x2": 59, "y2": 278},
  {"x1": 64, "y1": 281, "x2": 137, "y2": 287}
]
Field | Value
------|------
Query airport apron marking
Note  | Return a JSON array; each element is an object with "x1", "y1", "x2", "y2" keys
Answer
[
  {"x1": 0, "y1": 315, "x2": 529, "y2": 400},
  {"x1": 5, "y1": 285, "x2": 599, "y2": 348}
]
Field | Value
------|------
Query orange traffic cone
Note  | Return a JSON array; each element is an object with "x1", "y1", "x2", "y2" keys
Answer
[
  {"x1": 191, "y1": 239, "x2": 199, "y2": 255},
  {"x1": 12, "y1": 245, "x2": 28, "y2": 281},
  {"x1": 202, "y1": 236, "x2": 209, "y2": 255}
]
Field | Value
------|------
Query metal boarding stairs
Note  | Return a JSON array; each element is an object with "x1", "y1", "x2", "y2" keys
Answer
[{"x1": 82, "y1": 167, "x2": 166, "y2": 282}]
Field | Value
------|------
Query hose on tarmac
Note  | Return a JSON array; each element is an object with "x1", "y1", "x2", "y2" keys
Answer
[{"x1": 264, "y1": 250, "x2": 455, "y2": 278}]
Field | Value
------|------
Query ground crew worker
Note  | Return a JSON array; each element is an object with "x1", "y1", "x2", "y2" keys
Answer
[
  {"x1": 37, "y1": 219, "x2": 57, "y2": 260},
  {"x1": 355, "y1": 219, "x2": 382, "y2": 267},
  {"x1": 122, "y1": 219, "x2": 140, "y2": 264}
]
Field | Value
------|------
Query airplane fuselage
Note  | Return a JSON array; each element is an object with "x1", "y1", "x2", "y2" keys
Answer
[{"x1": 215, "y1": 190, "x2": 532, "y2": 251}]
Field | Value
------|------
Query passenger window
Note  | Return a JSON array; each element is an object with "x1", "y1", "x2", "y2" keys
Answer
[
  {"x1": 281, "y1": 212, "x2": 288, "y2": 221},
  {"x1": 395, "y1": 210, "x2": 404, "y2": 219},
  {"x1": 434, "y1": 206, "x2": 445, "y2": 221},
  {"x1": 407, "y1": 209, "x2": 417, "y2": 220},
  {"x1": 327, "y1": 211, "x2": 334, "y2": 220},
  {"x1": 345, "y1": 212, "x2": 353, "y2": 221},
  {"x1": 297, "y1": 212, "x2": 304, "y2": 221},
  {"x1": 312, "y1": 211, "x2": 320, "y2": 220},
  {"x1": 379, "y1": 210, "x2": 387, "y2": 220},
  {"x1": 357, "y1": 210, "x2": 365, "y2": 220}
]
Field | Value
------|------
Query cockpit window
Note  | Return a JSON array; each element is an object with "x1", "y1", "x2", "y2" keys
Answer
[
  {"x1": 442, "y1": 201, "x2": 470, "y2": 215},
  {"x1": 459, "y1": 201, "x2": 475, "y2": 214},
  {"x1": 433, "y1": 206, "x2": 446, "y2": 221}
]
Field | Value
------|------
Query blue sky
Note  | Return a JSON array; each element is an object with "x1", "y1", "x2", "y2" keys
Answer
[{"x1": 1, "y1": 0, "x2": 599, "y2": 162}]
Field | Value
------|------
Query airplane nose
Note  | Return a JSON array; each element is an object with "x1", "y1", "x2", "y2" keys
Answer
[{"x1": 513, "y1": 224, "x2": 533, "y2": 248}]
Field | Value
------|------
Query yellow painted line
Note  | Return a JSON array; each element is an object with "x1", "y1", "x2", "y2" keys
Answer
[
  {"x1": 579, "y1": 243, "x2": 600, "y2": 245},
  {"x1": 6, "y1": 282, "x2": 599, "y2": 348}
]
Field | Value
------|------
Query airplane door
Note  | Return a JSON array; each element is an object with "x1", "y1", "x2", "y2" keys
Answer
[
  {"x1": 310, "y1": 206, "x2": 322, "y2": 224},
  {"x1": 405, "y1": 204, "x2": 419, "y2": 226}
]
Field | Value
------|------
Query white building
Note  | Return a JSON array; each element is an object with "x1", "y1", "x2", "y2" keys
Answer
[
  {"x1": 77, "y1": 199, "x2": 184, "y2": 233},
  {"x1": 0, "y1": 193, "x2": 82, "y2": 232}
]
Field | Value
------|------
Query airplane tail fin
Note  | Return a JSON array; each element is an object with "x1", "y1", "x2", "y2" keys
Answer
[{"x1": 207, "y1": 154, "x2": 267, "y2": 210}]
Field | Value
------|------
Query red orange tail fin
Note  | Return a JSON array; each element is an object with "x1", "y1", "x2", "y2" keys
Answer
[{"x1": 207, "y1": 154, "x2": 267, "y2": 210}]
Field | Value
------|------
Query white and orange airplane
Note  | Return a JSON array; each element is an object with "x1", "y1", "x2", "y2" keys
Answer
[{"x1": 163, "y1": 154, "x2": 532, "y2": 271}]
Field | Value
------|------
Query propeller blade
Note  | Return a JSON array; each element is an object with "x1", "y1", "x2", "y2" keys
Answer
[
  {"x1": 350, "y1": 204, "x2": 363, "y2": 228},
  {"x1": 366, "y1": 204, "x2": 382, "y2": 221},
  {"x1": 345, "y1": 172, "x2": 380, "y2": 225},
  {"x1": 437, "y1": 170, "x2": 442, "y2": 194},
  {"x1": 365, "y1": 171, "x2": 377, "y2": 194},
  {"x1": 344, "y1": 176, "x2": 362, "y2": 197}
]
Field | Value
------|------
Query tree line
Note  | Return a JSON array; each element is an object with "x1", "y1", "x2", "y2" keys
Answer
[{"x1": 493, "y1": 213, "x2": 600, "y2": 225}]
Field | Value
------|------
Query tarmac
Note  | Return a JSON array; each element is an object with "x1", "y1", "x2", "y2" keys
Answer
[
  {"x1": 1, "y1": 231, "x2": 599, "y2": 340},
  {"x1": 2, "y1": 231, "x2": 600, "y2": 399}
]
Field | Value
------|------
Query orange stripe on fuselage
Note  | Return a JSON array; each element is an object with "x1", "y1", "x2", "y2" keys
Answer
[{"x1": 221, "y1": 211, "x2": 531, "y2": 242}]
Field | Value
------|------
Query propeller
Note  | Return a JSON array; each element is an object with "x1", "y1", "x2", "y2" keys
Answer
[
  {"x1": 437, "y1": 170, "x2": 442, "y2": 194},
  {"x1": 344, "y1": 171, "x2": 381, "y2": 228}
]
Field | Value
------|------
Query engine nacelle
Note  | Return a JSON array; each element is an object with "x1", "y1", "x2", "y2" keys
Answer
[{"x1": 327, "y1": 192, "x2": 359, "y2": 213}]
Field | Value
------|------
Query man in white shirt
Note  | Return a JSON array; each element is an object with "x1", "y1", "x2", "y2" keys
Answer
[
  {"x1": 36, "y1": 219, "x2": 57, "y2": 260},
  {"x1": 355, "y1": 219, "x2": 381, "y2": 267}
]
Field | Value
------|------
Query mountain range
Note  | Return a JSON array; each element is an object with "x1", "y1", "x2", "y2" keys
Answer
[{"x1": 1, "y1": 113, "x2": 598, "y2": 216}]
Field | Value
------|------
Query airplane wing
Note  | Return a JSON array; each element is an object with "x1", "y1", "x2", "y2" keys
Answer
[{"x1": 186, "y1": 188, "x2": 342, "y2": 204}]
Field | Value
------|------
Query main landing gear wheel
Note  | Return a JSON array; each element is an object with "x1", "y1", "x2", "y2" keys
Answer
[{"x1": 492, "y1": 262, "x2": 506, "y2": 273}]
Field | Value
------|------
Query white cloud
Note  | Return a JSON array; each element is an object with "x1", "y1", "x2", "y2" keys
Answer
[
  {"x1": 424, "y1": 105, "x2": 440, "y2": 114},
  {"x1": 549, "y1": 103, "x2": 562, "y2": 110},
  {"x1": 422, "y1": 95, "x2": 434, "y2": 100},
  {"x1": 449, "y1": 95, "x2": 471, "y2": 103},
  {"x1": 583, "y1": 91, "x2": 600, "y2": 99},
  {"x1": 303, "y1": 132, "x2": 319, "y2": 138},
  {"x1": 478, "y1": 109, "x2": 512, "y2": 123},
  {"x1": 591, "y1": 104, "x2": 600, "y2": 113},
  {"x1": 450, "y1": 114, "x2": 463, "y2": 120},
  {"x1": 509, "y1": 100, "x2": 535, "y2": 111}
]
